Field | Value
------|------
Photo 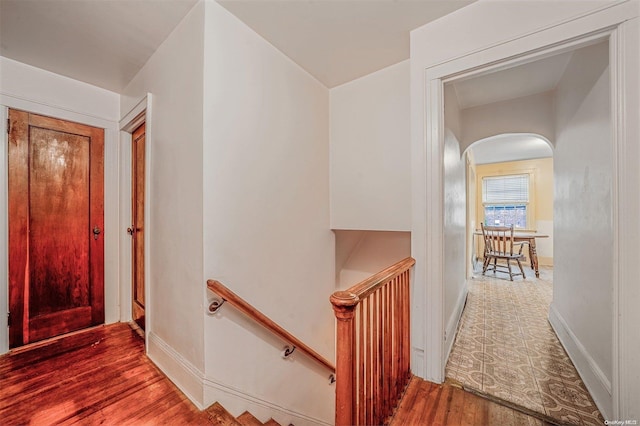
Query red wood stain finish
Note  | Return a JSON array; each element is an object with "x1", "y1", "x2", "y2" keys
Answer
[
  {"x1": 29, "y1": 127, "x2": 90, "y2": 316},
  {"x1": 8, "y1": 109, "x2": 104, "y2": 348},
  {"x1": 0, "y1": 323, "x2": 549, "y2": 426},
  {"x1": 330, "y1": 258, "x2": 415, "y2": 426},
  {"x1": 0, "y1": 324, "x2": 283, "y2": 426},
  {"x1": 132, "y1": 123, "x2": 146, "y2": 330},
  {"x1": 8, "y1": 109, "x2": 29, "y2": 348},
  {"x1": 0, "y1": 324, "x2": 207, "y2": 425},
  {"x1": 389, "y1": 377, "x2": 554, "y2": 426}
]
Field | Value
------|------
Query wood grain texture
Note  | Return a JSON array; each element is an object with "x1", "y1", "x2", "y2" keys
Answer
[
  {"x1": 1, "y1": 323, "x2": 551, "y2": 426},
  {"x1": 237, "y1": 412, "x2": 263, "y2": 426},
  {"x1": 8, "y1": 109, "x2": 104, "y2": 348},
  {"x1": 29, "y1": 127, "x2": 90, "y2": 316},
  {"x1": 206, "y1": 402, "x2": 242, "y2": 426},
  {"x1": 132, "y1": 122, "x2": 146, "y2": 330},
  {"x1": 335, "y1": 257, "x2": 416, "y2": 303},
  {"x1": 389, "y1": 377, "x2": 555, "y2": 426},
  {"x1": 8, "y1": 109, "x2": 29, "y2": 348},
  {"x1": 0, "y1": 323, "x2": 281, "y2": 426},
  {"x1": 330, "y1": 258, "x2": 415, "y2": 426}
]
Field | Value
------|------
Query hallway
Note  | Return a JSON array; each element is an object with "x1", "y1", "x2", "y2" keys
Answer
[{"x1": 445, "y1": 267, "x2": 604, "y2": 425}]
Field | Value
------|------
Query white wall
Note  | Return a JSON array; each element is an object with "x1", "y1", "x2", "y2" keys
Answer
[
  {"x1": 0, "y1": 57, "x2": 120, "y2": 355},
  {"x1": 461, "y1": 91, "x2": 555, "y2": 152},
  {"x1": 443, "y1": 85, "x2": 467, "y2": 359},
  {"x1": 334, "y1": 230, "x2": 366, "y2": 283},
  {"x1": 202, "y1": 1, "x2": 335, "y2": 424},
  {"x1": 330, "y1": 60, "x2": 410, "y2": 231},
  {"x1": 337, "y1": 231, "x2": 411, "y2": 289},
  {"x1": 120, "y1": 1, "x2": 206, "y2": 404},
  {"x1": 466, "y1": 153, "x2": 477, "y2": 275},
  {"x1": 550, "y1": 41, "x2": 613, "y2": 416}
]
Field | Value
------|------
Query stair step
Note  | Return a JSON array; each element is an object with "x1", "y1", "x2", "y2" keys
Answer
[
  {"x1": 236, "y1": 411, "x2": 264, "y2": 426},
  {"x1": 205, "y1": 402, "x2": 242, "y2": 426},
  {"x1": 203, "y1": 402, "x2": 284, "y2": 426}
]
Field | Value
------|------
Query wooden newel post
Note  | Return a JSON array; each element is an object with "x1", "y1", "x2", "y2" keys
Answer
[{"x1": 330, "y1": 291, "x2": 359, "y2": 426}]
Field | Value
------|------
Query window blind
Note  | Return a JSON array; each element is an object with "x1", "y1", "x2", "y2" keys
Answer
[{"x1": 483, "y1": 174, "x2": 529, "y2": 203}]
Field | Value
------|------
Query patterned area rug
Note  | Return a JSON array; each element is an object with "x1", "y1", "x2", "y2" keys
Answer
[{"x1": 445, "y1": 267, "x2": 604, "y2": 426}]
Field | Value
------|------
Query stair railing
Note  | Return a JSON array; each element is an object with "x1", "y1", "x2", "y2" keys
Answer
[
  {"x1": 330, "y1": 257, "x2": 415, "y2": 426},
  {"x1": 207, "y1": 279, "x2": 336, "y2": 376}
]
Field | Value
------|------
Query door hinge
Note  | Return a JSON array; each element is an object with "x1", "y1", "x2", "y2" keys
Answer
[
  {"x1": 6, "y1": 118, "x2": 9, "y2": 134},
  {"x1": 7, "y1": 312, "x2": 10, "y2": 327}
]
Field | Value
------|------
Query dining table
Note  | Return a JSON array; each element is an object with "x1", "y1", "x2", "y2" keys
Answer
[{"x1": 474, "y1": 230, "x2": 549, "y2": 278}]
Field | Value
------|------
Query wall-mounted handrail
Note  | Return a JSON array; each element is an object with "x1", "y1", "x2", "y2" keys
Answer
[
  {"x1": 330, "y1": 256, "x2": 416, "y2": 426},
  {"x1": 207, "y1": 279, "x2": 336, "y2": 374}
]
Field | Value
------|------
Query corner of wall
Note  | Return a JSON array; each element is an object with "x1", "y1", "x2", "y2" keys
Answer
[
  {"x1": 548, "y1": 303, "x2": 612, "y2": 419},
  {"x1": 444, "y1": 281, "x2": 468, "y2": 362},
  {"x1": 147, "y1": 332, "x2": 205, "y2": 409},
  {"x1": 203, "y1": 379, "x2": 332, "y2": 426}
]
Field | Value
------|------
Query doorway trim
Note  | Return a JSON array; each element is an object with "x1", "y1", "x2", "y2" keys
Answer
[
  {"x1": 119, "y1": 94, "x2": 152, "y2": 348},
  {"x1": 411, "y1": 3, "x2": 639, "y2": 420}
]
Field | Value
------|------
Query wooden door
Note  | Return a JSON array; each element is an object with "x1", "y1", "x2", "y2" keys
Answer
[
  {"x1": 131, "y1": 123, "x2": 145, "y2": 330},
  {"x1": 8, "y1": 109, "x2": 104, "y2": 348}
]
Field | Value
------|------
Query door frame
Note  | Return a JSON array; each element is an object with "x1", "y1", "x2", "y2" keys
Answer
[
  {"x1": 119, "y1": 94, "x2": 152, "y2": 347},
  {"x1": 1, "y1": 95, "x2": 120, "y2": 354},
  {"x1": 411, "y1": 2, "x2": 639, "y2": 420}
]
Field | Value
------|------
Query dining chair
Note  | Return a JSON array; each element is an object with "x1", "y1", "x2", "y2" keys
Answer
[{"x1": 480, "y1": 223, "x2": 526, "y2": 281}]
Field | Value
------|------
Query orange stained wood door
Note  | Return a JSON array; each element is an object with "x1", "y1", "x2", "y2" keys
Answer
[
  {"x1": 131, "y1": 123, "x2": 145, "y2": 330},
  {"x1": 8, "y1": 109, "x2": 105, "y2": 348}
]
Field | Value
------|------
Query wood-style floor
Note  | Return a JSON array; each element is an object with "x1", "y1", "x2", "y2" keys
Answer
[
  {"x1": 0, "y1": 323, "x2": 212, "y2": 425},
  {"x1": 1, "y1": 322, "x2": 553, "y2": 426},
  {"x1": 389, "y1": 376, "x2": 554, "y2": 426}
]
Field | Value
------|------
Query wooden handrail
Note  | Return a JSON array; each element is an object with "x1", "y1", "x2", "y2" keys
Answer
[
  {"x1": 335, "y1": 257, "x2": 416, "y2": 303},
  {"x1": 330, "y1": 256, "x2": 416, "y2": 426},
  {"x1": 207, "y1": 279, "x2": 335, "y2": 374}
]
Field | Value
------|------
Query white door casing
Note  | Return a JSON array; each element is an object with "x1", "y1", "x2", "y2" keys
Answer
[{"x1": 411, "y1": 1, "x2": 639, "y2": 420}]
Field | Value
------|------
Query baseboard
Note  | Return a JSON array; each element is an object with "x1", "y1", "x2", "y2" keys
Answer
[
  {"x1": 444, "y1": 283, "x2": 468, "y2": 362},
  {"x1": 203, "y1": 377, "x2": 332, "y2": 426},
  {"x1": 147, "y1": 332, "x2": 205, "y2": 409},
  {"x1": 538, "y1": 256, "x2": 554, "y2": 267},
  {"x1": 548, "y1": 304, "x2": 612, "y2": 419},
  {"x1": 147, "y1": 332, "x2": 331, "y2": 424},
  {"x1": 412, "y1": 347, "x2": 425, "y2": 379}
]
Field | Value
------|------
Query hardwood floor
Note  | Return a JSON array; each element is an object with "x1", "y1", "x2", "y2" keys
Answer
[
  {"x1": 389, "y1": 376, "x2": 554, "y2": 426},
  {"x1": 2, "y1": 322, "x2": 553, "y2": 426},
  {"x1": 0, "y1": 323, "x2": 214, "y2": 425}
]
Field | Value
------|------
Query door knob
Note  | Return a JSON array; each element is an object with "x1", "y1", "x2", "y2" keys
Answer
[{"x1": 93, "y1": 225, "x2": 101, "y2": 240}]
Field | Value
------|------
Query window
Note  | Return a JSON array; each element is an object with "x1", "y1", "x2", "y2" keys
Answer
[{"x1": 482, "y1": 174, "x2": 529, "y2": 228}]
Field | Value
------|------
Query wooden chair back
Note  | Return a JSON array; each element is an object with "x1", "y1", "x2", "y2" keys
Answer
[{"x1": 480, "y1": 223, "x2": 517, "y2": 256}]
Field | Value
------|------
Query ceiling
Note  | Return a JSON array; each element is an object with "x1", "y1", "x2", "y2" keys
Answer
[
  {"x1": 0, "y1": 0, "x2": 198, "y2": 93},
  {"x1": 470, "y1": 134, "x2": 553, "y2": 165},
  {"x1": 451, "y1": 51, "x2": 573, "y2": 110},
  {"x1": 452, "y1": 50, "x2": 578, "y2": 164},
  {"x1": 0, "y1": 0, "x2": 474, "y2": 92},
  {"x1": 216, "y1": 0, "x2": 474, "y2": 88},
  {"x1": 458, "y1": 40, "x2": 608, "y2": 164}
]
